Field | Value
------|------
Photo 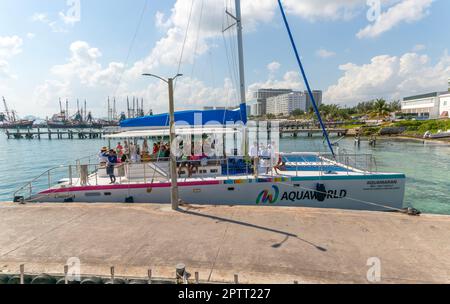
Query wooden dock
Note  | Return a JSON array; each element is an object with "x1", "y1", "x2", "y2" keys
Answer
[{"x1": 3, "y1": 128, "x2": 112, "y2": 140}]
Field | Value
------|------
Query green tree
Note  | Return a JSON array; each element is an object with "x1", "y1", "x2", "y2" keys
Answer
[
  {"x1": 389, "y1": 100, "x2": 401, "y2": 112},
  {"x1": 291, "y1": 109, "x2": 305, "y2": 117},
  {"x1": 369, "y1": 99, "x2": 391, "y2": 119}
]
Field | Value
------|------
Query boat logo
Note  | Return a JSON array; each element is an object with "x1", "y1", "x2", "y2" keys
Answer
[{"x1": 256, "y1": 186, "x2": 280, "y2": 205}]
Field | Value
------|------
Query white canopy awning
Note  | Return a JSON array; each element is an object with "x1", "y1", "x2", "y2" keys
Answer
[{"x1": 105, "y1": 127, "x2": 241, "y2": 139}]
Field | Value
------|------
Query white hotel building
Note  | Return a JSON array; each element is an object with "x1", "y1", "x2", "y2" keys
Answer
[
  {"x1": 401, "y1": 78, "x2": 450, "y2": 119},
  {"x1": 266, "y1": 92, "x2": 307, "y2": 116},
  {"x1": 401, "y1": 92, "x2": 450, "y2": 119}
]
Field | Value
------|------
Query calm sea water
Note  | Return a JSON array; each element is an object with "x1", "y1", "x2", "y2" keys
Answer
[{"x1": 1, "y1": 133, "x2": 449, "y2": 215}]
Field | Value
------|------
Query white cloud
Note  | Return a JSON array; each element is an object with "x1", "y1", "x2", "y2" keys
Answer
[
  {"x1": 26, "y1": 33, "x2": 36, "y2": 39},
  {"x1": 155, "y1": 11, "x2": 172, "y2": 29},
  {"x1": 0, "y1": 35, "x2": 23, "y2": 59},
  {"x1": 31, "y1": 13, "x2": 49, "y2": 23},
  {"x1": 34, "y1": 41, "x2": 126, "y2": 108},
  {"x1": 283, "y1": 0, "x2": 364, "y2": 21},
  {"x1": 357, "y1": 0, "x2": 433, "y2": 39},
  {"x1": 316, "y1": 48, "x2": 336, "y2": 58},
  {"x1": 126, "y1": 77, "x2": 238, "y2": 114},
  {"x1": 413, "y1": 44, "x2": 426, "y2": 52},
  {"x1": 267, "y1": 61, "x2": 281, "y2": 73},
  {"x1": 324, "y1": 51, "x2": 450, "y2": 104},
  {"x1": 31, "y1": 12, "x2": 73, "y2": 33},
  {"x1": 127, "y1": 0, "x2": 370, "y2": 80},
  {"x1": 0, "y1": 35, "x2": 23, "y2": 78}
]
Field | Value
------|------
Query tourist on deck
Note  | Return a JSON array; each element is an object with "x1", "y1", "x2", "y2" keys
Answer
[
  {"x1": 107, "y1": 149, "x2": 118, "y2": 184},
  {"x1": 259, "y1": 143, "x2": 271, "y2": 174},
  {"x1": 124, "y1": 141, "x2": 130, "y2": 158},
  {"x1": 116, "y1": 142, "x2": 124, "y2": 158},
  {"x1": 164, "y1": 144, "x2": 171, "y2": 158},
  {"x1": 130, "y1": 142, "x2": 138, "y2": 163},
  {"x1": 158, "y1": 144, "x2": 167, "y2": 159},
  {"x1": 152, "y1": 143, "x2": 159, "y2": 156},
  {"x1": 142, "y1": 139, "x2": 149, "y2": 154},
  {"x1": 98, "y1": 147, "x2": 108, "y2": 166},
  {"x1": 273, "y1": 154, "x2": 286, "y2": 174}
]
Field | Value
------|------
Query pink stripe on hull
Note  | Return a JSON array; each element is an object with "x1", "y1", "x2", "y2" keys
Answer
[{"x1": 40, "y1": 180, "x2": 221, "y2": 195}]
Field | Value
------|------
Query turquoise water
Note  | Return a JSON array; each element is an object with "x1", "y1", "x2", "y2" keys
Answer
[
  {"x1": 280, "y1": 136, "x2": 450, "y2": 215},
  {"x1": 1, "y1": 133, "x2": 449, "y2": 215}
]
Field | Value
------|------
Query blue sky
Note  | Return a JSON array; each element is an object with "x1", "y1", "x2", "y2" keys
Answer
[{"x1": 0, "y1": 0, "x2": 449, "y2": 118}]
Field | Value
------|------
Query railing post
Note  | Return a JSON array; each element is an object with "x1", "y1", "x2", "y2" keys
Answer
[
  {"x1": 48, "y1": 171, "x2": 51, "y2": 188},
  {"x1": 143, "y1": 162, "x2": 147, "y2": 184},
  {"x1": 69, "y1": 165, "x2": 73, "y2": 186}
]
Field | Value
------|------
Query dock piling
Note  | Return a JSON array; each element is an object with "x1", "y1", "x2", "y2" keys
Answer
[
  {"x1": 195, "y1": 272, "x2": 199, "y2": 284},
  {"x1": 64, "y1": 265, "x2": 69, "y2": 284},
  {"x1": 20, "y1": 264, "x2": 25, "y2": 284},
  {"x1": 148, "y1": 269, "x2": 152, "y2": 284},
  {"x1": 110, "y1": 266, "x2": 115, "y2": 283}
]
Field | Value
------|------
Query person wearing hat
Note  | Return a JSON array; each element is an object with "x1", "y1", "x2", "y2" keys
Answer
[
  {"x1": 98, "y1": 147, "x2": 109, "y2": 166},
  {"x1": 107, "y1": 149, "x2": 118, "y2": 184}
]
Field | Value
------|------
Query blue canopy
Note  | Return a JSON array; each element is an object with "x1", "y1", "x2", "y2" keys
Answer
[{"x1": 120, "y1": 103, "x2": 247, "y2": 128}]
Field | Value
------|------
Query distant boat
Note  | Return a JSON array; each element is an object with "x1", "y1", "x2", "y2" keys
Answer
[
  {"x1": 0, "y1": 96, "x2": 34, "y2": 129},
  {"x1": 424, "y1": 130, "x2": 450, "y2": 139}
]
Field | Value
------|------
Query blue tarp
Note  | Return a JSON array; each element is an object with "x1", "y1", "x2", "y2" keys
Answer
[{"x1": 120, "y1": 103, "x2": 247, "y2": 128}]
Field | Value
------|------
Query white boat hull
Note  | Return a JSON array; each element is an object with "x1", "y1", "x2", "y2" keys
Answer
[{"x1": 36, "y1": 174, "x2": 406, "y2": 212}]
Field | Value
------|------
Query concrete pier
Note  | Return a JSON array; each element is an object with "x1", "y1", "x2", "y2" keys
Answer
[{"x1": 0, "y1": 202, "x2": 449, "y2": 284}]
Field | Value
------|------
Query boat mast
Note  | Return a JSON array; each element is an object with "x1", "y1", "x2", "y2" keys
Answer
[{"x1": 235, "y1": 0, "x2": 246, "y2": 106}]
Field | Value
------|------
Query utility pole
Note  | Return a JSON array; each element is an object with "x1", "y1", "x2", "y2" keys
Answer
[
  {"x1": 142, "y1": 73, "x2": 183, "y2": 210},
  {"x1": 168, "y1": 77, "x2": 179, "y2": 210}
]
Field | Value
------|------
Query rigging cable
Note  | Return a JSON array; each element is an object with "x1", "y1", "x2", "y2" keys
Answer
[
  {"x1": 175, "y1": 0, "x2": 196, "y2": 89},
  {"x1": 112, "y1": 0, "x2": 149, "y2": 99},
  {"x1": 277, "y1": 0, "x2": 335, "y2": 157}
]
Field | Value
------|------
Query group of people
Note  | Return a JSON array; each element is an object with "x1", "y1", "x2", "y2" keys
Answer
[
  {"x1": 98, "y1": 138, "x2": 287, "y2": 183},
  {"x1": 249, "y1": 141, "x2": 286, "y2": 174}
]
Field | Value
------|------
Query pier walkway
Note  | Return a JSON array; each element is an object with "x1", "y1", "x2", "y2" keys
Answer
[{"x1": 0, "y1": 203, "x2": 448, "y2": 284}]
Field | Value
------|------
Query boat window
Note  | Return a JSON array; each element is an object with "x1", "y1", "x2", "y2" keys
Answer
[
  {"x1": 85, "y1": 192, "x2": 101, "y2": 197},
  {"x1": 104, "y1": 192, "x2": 112, "y2": 196}
]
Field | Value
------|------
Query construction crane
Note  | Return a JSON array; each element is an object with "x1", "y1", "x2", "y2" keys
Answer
[{"x1": 2, "y1": 96, "x2": 11, "y2": 121}]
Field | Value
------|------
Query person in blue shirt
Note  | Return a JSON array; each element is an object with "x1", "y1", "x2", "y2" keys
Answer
[{"x1": 107, "y1": 149, "x2": 118, "y2": 184}]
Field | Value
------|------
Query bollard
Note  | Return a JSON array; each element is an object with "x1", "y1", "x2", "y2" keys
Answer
[
  {"x1": 20, "y1": 264, "x2": 24, "y2": 285},
  {"x1": 195, "y1": 272, "x2": 199, "y2": 284},
  {"x1": 148, "y1": 269, "x2": 152, "y2": 284},
  {"x1": 64, "y1": 265, "x2": 69, "y2": 284},
  {"x1": 110, "y1": 266, "x2": 115, "y2": 283},
  {"x1": 294, "y1": 281, "x2": 298, "y2": 284},
  {"x1": 234, "y1": 274, "x2": 239, "y2": 284}
]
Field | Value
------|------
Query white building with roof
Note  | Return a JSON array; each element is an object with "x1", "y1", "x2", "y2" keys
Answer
[
  {"x1": 401, "y1": 79, "x2": 450, "y2": 119},
  {"x1": 266, "y1": 92, "x2": 307, "y2": 116}
]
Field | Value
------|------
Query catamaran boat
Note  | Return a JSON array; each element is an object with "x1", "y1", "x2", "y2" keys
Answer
[{"x1": 13, "y1": 0, "x2": 406, "y2": 212}]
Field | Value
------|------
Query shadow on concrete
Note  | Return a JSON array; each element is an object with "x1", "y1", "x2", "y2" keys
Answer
[{"x1": 180, "y1": 208, "x2": 327, "y2": 252}]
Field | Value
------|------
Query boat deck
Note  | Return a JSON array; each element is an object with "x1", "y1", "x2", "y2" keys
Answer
[
  {"x1": 55, "y1": 168, "x2": 392, "y2": 190},
  {"x1": 0, "y1": 202, "x2": 448, "y2": 283}
]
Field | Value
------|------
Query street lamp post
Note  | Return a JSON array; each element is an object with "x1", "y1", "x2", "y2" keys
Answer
[{"x1": 143, "y1": 73, "x2": 182, "y2": 210}]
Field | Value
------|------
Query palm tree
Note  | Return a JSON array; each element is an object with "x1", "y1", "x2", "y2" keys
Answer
[{"x1": 369, "y1": 99, "x2": 391, "y2": 119}]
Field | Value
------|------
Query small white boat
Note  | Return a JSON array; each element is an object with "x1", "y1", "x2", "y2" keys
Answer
[{"x1": 424, "y1": 130, "x2": 450, "y2": 139}]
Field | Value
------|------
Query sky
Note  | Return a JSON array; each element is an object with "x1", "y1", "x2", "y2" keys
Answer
[{"x1": 0, "y1": 0, "x2": 449, "y2": 118}]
